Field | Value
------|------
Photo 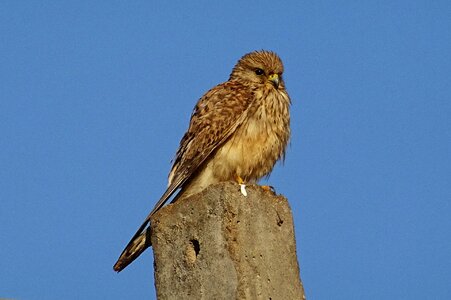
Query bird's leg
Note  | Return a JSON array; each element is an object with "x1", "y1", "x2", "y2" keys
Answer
[
  {"x1": 235, "y1": 174, "x2": 245, "y2": 185},
  {"x1": 235, "y1": 174, "x2": 247, "y2": 197}
]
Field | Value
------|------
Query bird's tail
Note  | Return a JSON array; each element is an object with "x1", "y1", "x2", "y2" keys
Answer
[
  {"x1": 113, "y1": 183, "x2": 183, "y2": 272},
  {"x1": 113, "y1": 223, "x2": 152, "y2": 272}
]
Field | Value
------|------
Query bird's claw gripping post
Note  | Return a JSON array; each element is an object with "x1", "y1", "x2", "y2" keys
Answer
[{"x1": 261, "y1": 185, "x2": 276, "y2": 194}]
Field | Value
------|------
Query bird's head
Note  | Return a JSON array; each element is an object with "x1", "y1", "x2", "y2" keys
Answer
[{"x1": 229, "y1": 50, "x2": 285, "y2": 90}]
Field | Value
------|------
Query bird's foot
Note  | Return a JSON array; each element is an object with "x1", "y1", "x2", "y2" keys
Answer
[
  {"x1": 260, "y1": 185, "x2": 276, "y2": 195},
  {"x1": 235, "y1": 174, "x2": 247, "y2": 197}
]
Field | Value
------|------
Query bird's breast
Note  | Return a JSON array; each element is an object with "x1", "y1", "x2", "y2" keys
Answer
[{"x1": 212, "y1": 90, "x2": 290, "y2": 182}]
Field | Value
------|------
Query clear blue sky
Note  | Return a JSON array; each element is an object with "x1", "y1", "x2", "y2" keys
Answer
[{"x1": 1, "y1": 1, "x2": 450, "y2": 299}]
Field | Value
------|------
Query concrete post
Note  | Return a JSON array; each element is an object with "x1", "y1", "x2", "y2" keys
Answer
[{"x1": 151, "y1": 182, "x2": 305, "y2": 300}]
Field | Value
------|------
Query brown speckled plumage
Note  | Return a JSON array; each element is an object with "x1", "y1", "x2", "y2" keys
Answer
[{"x1": 114, "y1": 50, "x2": 291, "y2": 272}]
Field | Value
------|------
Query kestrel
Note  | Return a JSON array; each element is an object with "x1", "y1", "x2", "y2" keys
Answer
[{"x1": 114, "y1": 50, "x2": 291, "y2": 272}]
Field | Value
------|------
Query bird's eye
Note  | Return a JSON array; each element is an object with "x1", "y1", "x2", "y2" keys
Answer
[{"x1": 254, "y1": 68, "x2": 264, "y2": 75}]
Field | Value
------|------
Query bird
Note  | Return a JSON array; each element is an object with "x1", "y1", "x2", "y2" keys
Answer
[{"x1": 113, "y1": 50, "x2": 291, "y2": 272}]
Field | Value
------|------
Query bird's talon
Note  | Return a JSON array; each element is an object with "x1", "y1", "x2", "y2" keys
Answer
[{"x1": 261, "y1": 185, "x2": 276, "y2": 194}]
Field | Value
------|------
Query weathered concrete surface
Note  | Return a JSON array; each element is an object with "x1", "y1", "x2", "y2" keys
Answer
[{"x1": 151, "y1": 182, "x2": 305, "y2": 300}]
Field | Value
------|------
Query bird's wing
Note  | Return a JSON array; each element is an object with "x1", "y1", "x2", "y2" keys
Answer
[{"x1": 113, "y1": 81, "x2": 253, "y2": 272}]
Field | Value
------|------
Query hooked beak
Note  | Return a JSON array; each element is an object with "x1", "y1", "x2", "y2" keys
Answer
[{"x1": 268, "y1": 73, "x2": 280, "y2": 89}]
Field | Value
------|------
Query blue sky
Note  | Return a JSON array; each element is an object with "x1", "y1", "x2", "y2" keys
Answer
[{"x1": 1, "y1": 1, "x2": 450, "y2": 299}]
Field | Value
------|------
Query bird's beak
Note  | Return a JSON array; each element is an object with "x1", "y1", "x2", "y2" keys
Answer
[{"x1": 268, "y1": 73, "x2": 280, "y2": 89}]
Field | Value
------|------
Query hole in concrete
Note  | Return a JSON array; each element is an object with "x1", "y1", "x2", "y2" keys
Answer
[
  {"x1": 277, "y1": 218, "x2": 284, "y2": 226},
  {"x1": 276, "y1": 211, "x2": 284, "y2": 226},
  {"x1": 190, "y1": 239, "x2": 200, "y2": 257}
]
